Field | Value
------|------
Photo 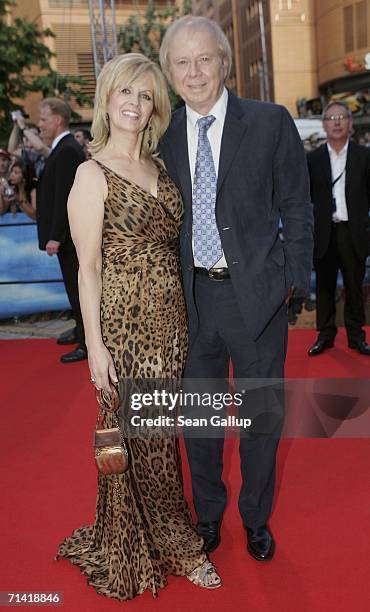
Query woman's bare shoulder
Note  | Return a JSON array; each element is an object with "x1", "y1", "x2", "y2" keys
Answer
[{"x1": 76, "y1": 158, "x2": 105, "y2": 179}]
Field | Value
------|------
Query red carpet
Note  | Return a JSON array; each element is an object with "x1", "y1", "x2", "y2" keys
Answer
[{"x1": 1, "y1": 328, "x2": 370, "y2": 611}]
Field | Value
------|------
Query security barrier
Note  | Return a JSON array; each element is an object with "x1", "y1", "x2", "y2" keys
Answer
[{"x1": 0, "y1": 212, "x2": 69, "y2": 318}]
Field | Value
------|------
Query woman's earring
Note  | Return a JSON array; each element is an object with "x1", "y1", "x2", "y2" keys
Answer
[{"x1": 147, "y1": 122, "x2": 153, "y2": 147}]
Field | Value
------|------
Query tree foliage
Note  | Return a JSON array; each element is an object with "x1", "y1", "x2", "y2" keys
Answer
[
  {"x1": 0, "y1": 0, "x2": 92, "y2": 141},
  {"x1": 118, "y1": 0, "x2": 191, "y2": 109}
]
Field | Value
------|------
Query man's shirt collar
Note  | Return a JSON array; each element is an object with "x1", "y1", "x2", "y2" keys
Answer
[
  {"x1": 186, "y1": 87, "x2": 228, "y2": 129},
  {"x1": 327, "y1": 140, "x2": 349, "y2": 157},
  {"x1": 52, "y1": 130, "x2": 70, "y2": 150}
]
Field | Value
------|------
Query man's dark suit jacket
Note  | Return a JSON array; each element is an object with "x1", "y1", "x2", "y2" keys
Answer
[
  {"x1": 36, "y1": 133, "x2": 85, "y2": 250},
  {"x1": 160, "y1": 91, "x2": 314, "y2": 342},
  {"x1": 307, "y1": 141, "x2": 370, "y2": 260}
]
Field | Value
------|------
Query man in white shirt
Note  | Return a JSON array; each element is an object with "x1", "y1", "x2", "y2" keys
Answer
[
  {"x1": 37, "y1": 98, "x2": 87, "y2": 362},
  {"x1": 307, "y1": 102, "x2": 370, "y2": 356},
  {"x1": 159, "y1": 16, "x2": 313, "y2": 561}
]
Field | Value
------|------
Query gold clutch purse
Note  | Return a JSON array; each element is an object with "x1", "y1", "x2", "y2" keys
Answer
[{"x1": 94, "y1": 386, "x2": 128, "y2": 475}]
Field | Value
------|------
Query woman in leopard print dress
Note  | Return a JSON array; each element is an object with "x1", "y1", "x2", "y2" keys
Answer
[{"x1": 56, "y1": 54, "x2": 221, "y2": 599}]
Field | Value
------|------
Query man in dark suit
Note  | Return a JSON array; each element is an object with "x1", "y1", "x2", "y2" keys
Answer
[
  {"x1": 159, "y1": 16, "x2": 313, "y2": 560},
  {"x1": 37, "y1": 98, "x2": 87, "y2": 362},
  {"x1": 307, "y1": 101, "x2": 370, "y2": 356}
]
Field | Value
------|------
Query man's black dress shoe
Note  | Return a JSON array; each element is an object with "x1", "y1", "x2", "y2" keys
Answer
[
  {"x1": 245, "y1": 525, "x2": 275, "y2": 561},
  {"x1": 196, "y1": 521, "x2": 221, "y2": 553},
  {"x1": 308, "y1": 338, "x2": 334, "y2": 356},
  {"x1": 348, "y1": 340, "x2": 370, "y2": 355},
  {"x1": 60, "y1": 345, "x2": 87, "y2": 363},
  {"x1": 57, "y1": 328, "x2": 77, "y2": 345}
]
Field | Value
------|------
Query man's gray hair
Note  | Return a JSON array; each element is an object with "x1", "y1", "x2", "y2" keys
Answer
[
  {"x1": 322, "y1": 100, "x2": 352, "y2": 121},
  {"x1": 159, "y1": 15, "x2": 232, "y2": 84},
  {"x1": 40, "y1": 97, "x2": 71, "y2": 127}
]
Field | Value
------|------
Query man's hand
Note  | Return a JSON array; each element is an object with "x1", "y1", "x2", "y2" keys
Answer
[
  {"x1": 285, "y1": 285, "x2": 295, "y2": 304},
  {"x1": 46, "y1": 240, "x2": 60, "y2": 256}
]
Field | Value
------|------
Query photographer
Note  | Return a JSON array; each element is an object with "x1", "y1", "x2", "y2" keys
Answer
[
  {"x1": 8, "y1": 110, "x2": 50, "y2": 179},
  {"x1": 0, "y1": 160, "x2": 36, "y2": 220}
]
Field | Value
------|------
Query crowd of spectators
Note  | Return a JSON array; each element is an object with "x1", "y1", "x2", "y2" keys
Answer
[
  {"x1": 0, "y1": 99, "x2": 368, "y2": 337},
  {"x1": 73, "y1": 128, "x2": 91, "y2": 159},
  {"x1": 0, "y1": 111, "x2": 91, "y2": 221},
  {"x1": 0, "y1": 108, "x2": 367, "y2": 221},
  {"x1": 303, "y1": 128, "x2": 370, "y2": 153},
  {"x1": 357, "y1": 131, "x2": 370, "y2": 148},
  {"x1": 302, "y1": 133, "x2": 327, "y2": 153}
]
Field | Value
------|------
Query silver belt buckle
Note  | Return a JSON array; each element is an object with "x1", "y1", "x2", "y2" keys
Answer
[{"x1": 208, "y1": 268, "x2": 223, "y2": 281}]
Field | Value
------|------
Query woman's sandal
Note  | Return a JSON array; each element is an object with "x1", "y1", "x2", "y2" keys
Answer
[{"x1": 187, "y1": 559, "x2": 222, "y2": 589}]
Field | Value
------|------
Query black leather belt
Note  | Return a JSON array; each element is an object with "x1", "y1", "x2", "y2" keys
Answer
[{"x1": 194, "y1": 267, "x2": 230, "y2": 281}]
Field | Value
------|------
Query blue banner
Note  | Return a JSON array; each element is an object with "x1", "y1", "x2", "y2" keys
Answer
[{"x1": 0, "y1": 212, "x2": 70, "y2": 318}]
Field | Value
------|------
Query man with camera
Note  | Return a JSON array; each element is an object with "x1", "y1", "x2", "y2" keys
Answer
[{"x1": 8, "y1": 110, "x2": 50, "y2": 180}]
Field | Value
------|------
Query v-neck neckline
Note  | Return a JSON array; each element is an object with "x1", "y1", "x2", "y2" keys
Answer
[{"x1": 94, "y1": 159, "x2": 161, "y2": 201}]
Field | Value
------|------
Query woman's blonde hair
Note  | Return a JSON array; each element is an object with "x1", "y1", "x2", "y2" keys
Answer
[{"x1": 89, "y1": 53, "x2": 171, "y2": 156}]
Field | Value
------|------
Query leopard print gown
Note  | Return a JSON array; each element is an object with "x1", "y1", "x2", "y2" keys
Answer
[{"x1": 56, "y1": 161, "x2": 205, "y2": 600}]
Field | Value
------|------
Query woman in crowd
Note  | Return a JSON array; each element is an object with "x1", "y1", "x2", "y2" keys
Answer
[
  {"x1": 0, "y1": 160, "x2": 36, "y2": 219},
  {"x1": 56, "y1": 53, "x2": 221, "y2": 600}
]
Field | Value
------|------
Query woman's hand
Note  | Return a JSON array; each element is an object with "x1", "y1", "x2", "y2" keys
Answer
[
  {"x1": 3, "y1": 194, "x2": 15, "y2": 205},
  {"x1": 88, "y1": 343, "x2": 118, "y2": 393}
]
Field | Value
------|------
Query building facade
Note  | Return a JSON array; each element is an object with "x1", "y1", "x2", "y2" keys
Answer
[
  {"x1": 192, "y1": 0, "x2": 370, "y2": 119},
  {"x1": 193, "y1": 0, "x2": 317, "y2": 113},
  {"x1": 192, "y1": 0, "x2": 274, "y2": 101},
  {"x1": 315, "y1": 0, "x2": 370, "y2": 127},
  {"x1": 9, "y1": 0, "x2": 370, "y2": 121},
  {"x1": 10, "y1": 0, "x2": 181, "y2": 124}
]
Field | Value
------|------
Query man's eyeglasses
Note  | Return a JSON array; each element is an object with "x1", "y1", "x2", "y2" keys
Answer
[{"x1": 323, "y1": 114, "x2": 350, "y2": 122}]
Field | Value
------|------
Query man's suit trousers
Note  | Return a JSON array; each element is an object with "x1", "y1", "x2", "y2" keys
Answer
[
  {"x1": 183, "y1": 273, "x2": 287, "y2": 529},
  {"x1": 57, "y1": 244, "x2": 85, "y2": 347},
  {"x1": 315, "y1": 222, "x2": 366, "y2": 345}
]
